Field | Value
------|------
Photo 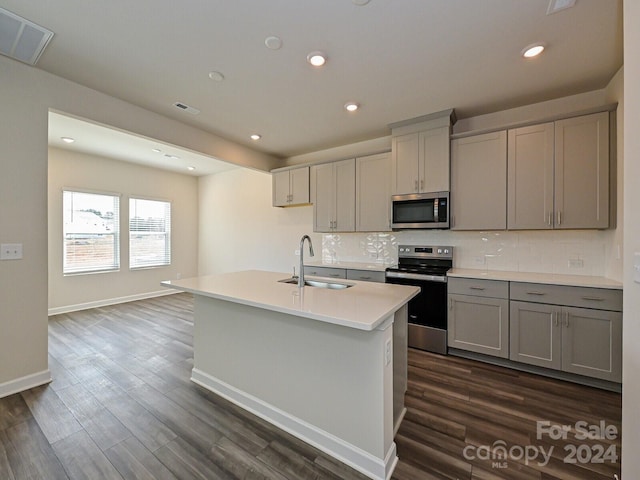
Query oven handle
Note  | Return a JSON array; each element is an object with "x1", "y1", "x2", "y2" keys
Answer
[{"x1": 385, "y1": 271, "x2": 448, "y2": 283}]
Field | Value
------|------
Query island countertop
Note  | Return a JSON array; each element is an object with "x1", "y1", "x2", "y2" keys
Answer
[{"x1": 161, "y1": 270, "x2": 419, "y2": 331}]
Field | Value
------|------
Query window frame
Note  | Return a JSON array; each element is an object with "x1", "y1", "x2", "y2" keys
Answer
[{"x1": 62, "y1": 189, "x2": 121, "y2": 275}]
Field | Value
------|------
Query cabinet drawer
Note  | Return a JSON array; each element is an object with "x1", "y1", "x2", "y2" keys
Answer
[
  {"x1": 346, "y1": 269, "x2": 385, "y2": 283},
  {"x1": 448, "y1": 277, "x2": 509, "y2": 299},
  {"x1": 304, "y1": 266, "x2": 347, "y2": 279},
  {"x1": 510, "y1": 282, "x2": 622, "y2": 311}
]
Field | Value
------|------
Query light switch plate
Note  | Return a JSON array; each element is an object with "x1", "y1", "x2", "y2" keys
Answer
[
  {"x1": 634, "y1": 252, "x2": 640, "y2": 284},
  {"x1": 1, "y1": 243, "x2": 23, "y2": 260}
]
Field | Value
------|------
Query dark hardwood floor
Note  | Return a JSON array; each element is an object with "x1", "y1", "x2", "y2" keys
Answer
[{"x1": 0, "y1": 293, "x2": 621, "y2": 479}]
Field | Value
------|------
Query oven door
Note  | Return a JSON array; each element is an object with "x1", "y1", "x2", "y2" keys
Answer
[{"x1": 385, "y1": 272, "x2": 448, "y2": 354}]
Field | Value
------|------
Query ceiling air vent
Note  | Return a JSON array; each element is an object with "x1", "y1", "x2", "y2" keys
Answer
[
  {"x1": 0, "y1": 7, "x2": 54, "y2": 65},
  {"x1": 173, "y1": 102, "x2": 200, "y2": 115}
]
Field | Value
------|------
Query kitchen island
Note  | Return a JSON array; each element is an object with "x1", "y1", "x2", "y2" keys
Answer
[{"x1": 161, "y1": 270, "x2": 419, "y2": 480}]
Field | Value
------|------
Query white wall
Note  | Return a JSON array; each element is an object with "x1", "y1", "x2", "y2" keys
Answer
[
  {"x1": 622, "y1": 0, "x2": 639, "y2": 476},
  {"x1": 48, "y1": 147, "x2": 198, "y2": 313},
  {"x1": 198, "y1": 168, "x2": 318, "y2": 276},
  {"x1": 0, "y1": 53, "x2": 275, "y2": 394}
]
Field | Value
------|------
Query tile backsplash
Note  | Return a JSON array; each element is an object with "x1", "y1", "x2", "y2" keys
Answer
[{"x1": 322, "y1": 230, "x2": 619, "y2": 277}]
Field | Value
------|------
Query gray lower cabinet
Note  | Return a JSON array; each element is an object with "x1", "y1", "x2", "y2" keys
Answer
[
  {"x1": 510, "y1": 282, "x2": 622, "y2": 383},
  {"x1": 304, "y1": 266, "x2": 346, "y2": 279},
  {"x1": 304, "y1": 266, "x2": 385, "y2": 283},
  {"x1": 447, "y1": 278, "x2": 509, "y2": 358}
]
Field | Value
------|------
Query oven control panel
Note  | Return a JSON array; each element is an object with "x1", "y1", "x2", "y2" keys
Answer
[{"x1": 398, "y1": 245, "x2": 453, "y2": 259}]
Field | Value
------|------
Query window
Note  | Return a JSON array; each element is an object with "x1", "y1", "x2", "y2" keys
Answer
[
  {"x1": 129, "y1": 198, "x2": 171, "y2": 269},
  {"x1": 63, "y1": 190, "x2": 120, "y2": 274}
]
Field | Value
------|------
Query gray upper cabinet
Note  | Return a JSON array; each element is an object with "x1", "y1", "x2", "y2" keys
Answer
[
  {"x1": 554, "y1": 112, "x2": 610, "y2": 229},
  {"x1": 507, "y1": 112, "x2": 610, "y2": 230},
  {"x1": 311, "y1": 159, "x2": 356, "y2": 232},
  {"x1": 356, "y1": 152, "x2": 392, "y2": 232},
  {"x1": 272, "y1": 166, "x2": 310, "y2": 207},
  {"x1": 450, "y1": 131, "x2": 507, "y2": 230},
  {"x1": 507, "y1": 123, "x2": 555, "y2": 229},
  {"x1": 391, "y1": 126, "x2": 450, "y2": 195}
]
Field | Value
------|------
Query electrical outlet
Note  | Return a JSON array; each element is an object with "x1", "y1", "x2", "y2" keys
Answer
[
  {"x1": 0, "y1": 243, "x2": 22, "y2": 260},
  {"x1": 568, "y1": 258, "x2": 584, "y2": 268},
  {"x1": 384, "y1": 339, "x2": 392, "y2": 366},
  {"x1": 474, "y1": 256, "x2": 485, "y2": 265},
  {"x1": 294, "y1": 249, "x2": 300, "y2": 256}
]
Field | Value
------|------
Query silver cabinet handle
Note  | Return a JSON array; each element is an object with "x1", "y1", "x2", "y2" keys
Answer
[
  {"x1": 359, "y1": 276, "x2": 371, "y2": 280},
  {"x1": 553, "y1": 311, "x2": 558, "y2": 327},
  {"x1": 581, "y1": 296, "x2": 605, "y2": 302},
  {"x1": 449, "y1": 298, "x2": 453, "y2": 310},
  {"x1": 329, "y1": 273, "x2": 341, "y2": 277},
  {"x1": 469, "y1": 286, "x2": 485, "y2": 291},
  {"x1": 547, "y1": 212, "x2": 552, "y2": 227},
  {"x1": 420, "y1": 179, "x2": 424, "y2": 191},
  {"x1": 557, "y1": 210, "x2": 562, "y2": 226},
  {"x1": 565, "y1": 312, "x2": 570, "y2": 327},
  {"x1": 526, "y1": 291, "x2": 546, "y2": 296},
  {"x1": 414, "y1": 179, "x2": 419, "y2": 192}
]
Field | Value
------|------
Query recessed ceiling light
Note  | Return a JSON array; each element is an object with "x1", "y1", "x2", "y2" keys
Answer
[
  {"x1": 152, "y1": 148, "x2": 162, "y2": 153},
  {"x1": 187, "y1": 166, "x2": 196, "y2": 171},
  {"x1": 344, "y1": 102, "x2": 359, "y2": 112},
  {"x1": 208, "y1": 71, "x2": 225, "y2": 81},
  {"x1": 250, "y1": 134, "x2": 262, "y2": 141},
  {"x1": 306, "y1": 51, "x2": 327, "y2": 67},
  {"x1": 164, "y1": 154, "x2": 180, "y2": 160},
  {"x1": 522, "y1": 43, "x2": 545, "y2": 58},
  {"x1": 61, "y1": 137, "x2": 75, "y2": 143},
  {"x1": 264, "y1": 36, "x2": 282, "y2": 50},
  {"x1": 352, "y1": 0, "x2": 371, "y2": 5}
]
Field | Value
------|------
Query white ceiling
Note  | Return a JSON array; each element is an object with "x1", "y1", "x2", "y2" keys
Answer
[{"x1": 4, "y1": 0, "x2": 623, "y2": 168}]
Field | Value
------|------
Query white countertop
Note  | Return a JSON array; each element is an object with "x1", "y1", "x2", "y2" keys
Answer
[
  {"x1": 448, "y1": 268, "x2": 623, "y2": 290},
  {"x1": 161, "y1": 270, "x2": 419, "y2": 331},
  {"x1": 304, "y1": 260, "x2": 392, "y2": 272}
]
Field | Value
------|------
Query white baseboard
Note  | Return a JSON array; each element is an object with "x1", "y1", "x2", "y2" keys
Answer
[
  {"x1": 191, "y1": 368, "x2": 397, "y2": 480},
  {"x1": 0, "y1": 369, "x2": 52, "y2": 399},
  {"x1": 48, "y1": 289, "x2": 178, "y2": 316}
]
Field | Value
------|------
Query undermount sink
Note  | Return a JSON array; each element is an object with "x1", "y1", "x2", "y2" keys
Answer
[{"x1": 278, "y1": 277, "x2": 353, "y2": 289}]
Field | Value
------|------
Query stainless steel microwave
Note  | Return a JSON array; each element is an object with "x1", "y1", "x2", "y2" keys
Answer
[{"x1": 391, "y1": 191, "x2": 449, "y2": 230}]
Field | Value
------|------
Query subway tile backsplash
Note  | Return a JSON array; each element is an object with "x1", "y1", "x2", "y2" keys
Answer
[{"x1": 322, "y1": 230, "x2": 616, "y2": 277}]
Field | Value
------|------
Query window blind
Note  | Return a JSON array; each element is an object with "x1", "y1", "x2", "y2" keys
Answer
[{"x1": 129, "y1": 198, "x2": 171, "y2": 269}]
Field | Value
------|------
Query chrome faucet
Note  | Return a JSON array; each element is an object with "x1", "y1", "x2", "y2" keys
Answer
[{"x1": 298, "y1": 235, "x2": 314, "y2": 287}]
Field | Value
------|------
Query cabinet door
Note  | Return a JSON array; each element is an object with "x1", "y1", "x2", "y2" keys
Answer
[
  {"x1": 448, "y1": 294, "x2": 509, "y2": 358},
  {"x1": 272, "y1": 171, "x2": 291, "y2": 207},
  {"x1": 334, "y1": 159, "x2": 356, "y2": 232},
  {"x1": 561, "y1": 306, "x2": 622, "y2": 382},
  {"x1": 421, "y1": 126, "x2": 450, "y2": 193},
  {"x1": 450, "y1": 131, "x2": 507, "y2": 230},
  {"x1": 554, "y1": 112, "x2": 609, "y2": 229},
  {"x1": 289, "y1": 167, "x2": 310, "y2": 205},
  {"x1": 392, "y1": 133, "x2": 420, "y2": 194},
  {"x1": 509, "y1": 301, "x2": 561, "y2": 370},
  {"x1": 311, "y1": 163, "x2": 335, "y2": 232},
  {"x1": 507, "y1": 123, "x2": 554, "y2": 229},
  {"x1": 356, "y1": 152, "x2": 391, "y2": 232}
]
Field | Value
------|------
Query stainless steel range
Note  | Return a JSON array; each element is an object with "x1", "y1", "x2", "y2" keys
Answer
[{"x1": 385, "y1": 245, "x2": 453, "y2": 354}]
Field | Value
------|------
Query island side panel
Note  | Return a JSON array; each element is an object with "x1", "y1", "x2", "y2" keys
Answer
[
  {"x1": 191, "y1": 294, "x2": 395, "y2": 477},
  {"x1": 393, "y1": 304, "x2": 408, "y2": 434}
]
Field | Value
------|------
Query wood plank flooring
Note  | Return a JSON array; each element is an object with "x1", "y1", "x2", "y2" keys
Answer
[{"x1": 0, "y1": 293, "x2": 622, "y2": 480}]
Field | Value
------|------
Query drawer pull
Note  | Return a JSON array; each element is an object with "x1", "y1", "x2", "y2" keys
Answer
[
  {"x1": 526, "y1": 291, "x2": 546, "y2": 296},
  {"x1": 469, "y1": 286, "x2": 485, "y2": 291},
  {"x1": 581, "y1": 296, "x2": 605, "y2": 302},
  {"x1": 359, "y1": 276, "x2": 371, "y2": 280},
  {"x1": 329, "y1": 273, "x2": 341, "y2": 277}
]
